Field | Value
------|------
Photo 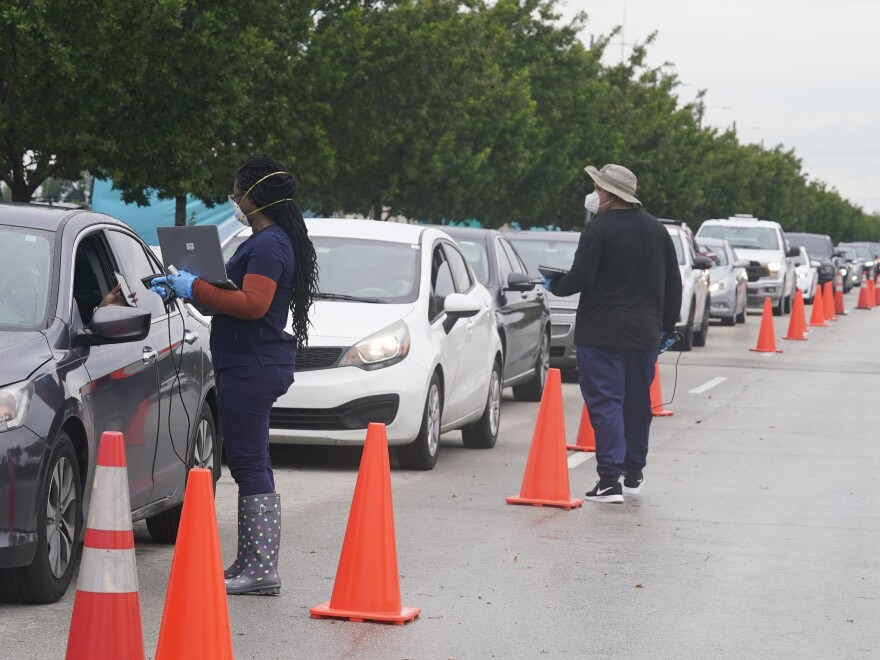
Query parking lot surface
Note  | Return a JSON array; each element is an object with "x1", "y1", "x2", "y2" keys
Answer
[{"x1": 2, "y1": 292, "x2": 878, "y2": 658}]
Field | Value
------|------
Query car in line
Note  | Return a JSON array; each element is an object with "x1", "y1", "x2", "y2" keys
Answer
[
  {"x1": 506, "y1": 231, "x2": 581, "y2": 379},
  {"x1": 221, "y1": 219, "x2": 504, "y2": 470},
  {"x1": 696, "y1": 237, "x2": 749, "y2": 325},
  {"x1": 430, "y1": 226, "x2": 551, "y2": 402},
  {"x1": 791, "y1": 246, "x2": 819, "y2": 304},
  {"x1": 0, "y1": 203, "x2": 220, "y2": 603},
  {"x1": 786, "y1": 232, "x2": 841, "y2": 292},
  {"x1": 834, "y1": 247, "x2": 862, "y2": 291},
  {"x1": 697, "y1": 215, "x2": 798, "y2": 317},
  {"x1": 663, "y1": 220, "x2": 713, "y2": 349},
  {"x1": 838, "y1": 242, "x2": 875, "y2": 283}
]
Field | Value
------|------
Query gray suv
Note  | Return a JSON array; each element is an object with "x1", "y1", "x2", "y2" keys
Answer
[{"x1": 0, "y1": 204, "x2": 220, "y2": 603}]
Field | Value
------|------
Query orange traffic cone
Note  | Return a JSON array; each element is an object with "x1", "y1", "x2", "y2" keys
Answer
[
  {"x1": 784, "y1": 289, "x2": 808, "y2": 340},
  {"x1": 834, "y1": 288, "x2": 848, "y2": 316},
  {"x1": 566, "y1": 404, "x2": 596, "y2": 452},
  {"x1": 869, "y1": 279, "x2": 877, "y2": 307},
  {"x1": 749, "y1": 297, "x2": 783, "y2": 353},
  {"x1": 507, "y1": 368, "x2": 583, "y2": 509},
  {"x1": 808, "y1": 283, "x2": 827, "y2": 327},
  {"x1": 66, "y1": 432, "x2": 144, "y2": 660},
  {"x1": 823, "y1": 282, "x2": 837, "y2": 321},
  {"x1": 856, "y1": 284, "x2": 873, "y2": 310},
  {"x1": 650, "y1": 361, "x2": 674, "y2": 417},
  {"x1": 155, "y1": 469, "x2": 233, "y2": 659},
  {"x1": 311, "y1": 423, "x2": 421, "y2": 624}
]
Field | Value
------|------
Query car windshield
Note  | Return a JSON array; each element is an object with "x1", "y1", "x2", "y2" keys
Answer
[
  {"x1": 843, "y1": 245, "x2": 872, "y2": 259},
  {"x1": 699, "y1": 225, "x2": 780, "y2": 250},
  {"x1": 507, "y1": 236, "x2": 579, "y2": 276},
  {"x1": 313, "y1": 236, "x2": 421, "y2": 303},
  {"x1": 455, "y1": 239, "x2": 490, "y2": 286},
  {"x1": 788, "y1": 235, "x2": 831, "y2": 258},
  {"x1": 0, "y1": 226, "x2": 53, "y2": 328}
]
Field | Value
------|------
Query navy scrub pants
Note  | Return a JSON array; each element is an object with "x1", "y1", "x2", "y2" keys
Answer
[
  {"x1": 576, "y1": 346, "x2": 659, "y2": 483},
  {"x1": 217, "y1": 365, "x2": 294, "y2": 497}
]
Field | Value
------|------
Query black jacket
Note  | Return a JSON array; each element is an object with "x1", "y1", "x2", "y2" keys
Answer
[{"x1": 549, "y1": 208, "x2": 682, "y2": 350}]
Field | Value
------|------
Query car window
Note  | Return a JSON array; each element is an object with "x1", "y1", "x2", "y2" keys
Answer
[
  {"x1": 106, "y1": 229, "x2": 170, "y2": 321},
  {"x1": 0, "y1": 226, "x2": 53, "y2": 328},
  {"x1": 455, "y1": 239, "x2": 490, "y2": 286},
  {"x1": 443, "y1": 243, "x2": 474, "y2": 292},
  {"x1": 313, "y1": 236, "x2": 421, "y2": 303},
  {"x1": 430, "y1": 246, "x2": 455, "y2": 321},
  {"x1": 792, "y1": 249, "x2": 807, "y2": 266},
  {"x1": 72, "y1": 232, "x2": 119, "y2": 326},
  {"x1": 507, "y1": 237, "x2": 579, "y2": 276},
  {"x1": 698, "y1": 243, "x2": 728, "y2": 266},
  {"x1": 669, "y1": 234, "x2": 685, "y2": 265},
  {"x1": 699, "y1": 225, "x2": 780, "y2": 250},
  {"x1": 500, "y1": 239, "x2": 527, "y2": 274},
  {"x1": 788, "y1": 235, "x2": 832, "y2": 258},
  {"x1": 495, "y1": 240, "x2": 514, "y2": 286}
]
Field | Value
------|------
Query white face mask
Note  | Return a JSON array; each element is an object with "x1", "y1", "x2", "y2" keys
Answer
[
  {"x1": 584, "y1": 191, "x2": 601, "y2": 215},
  {"x1": 230, "y1": 200, "x2": 250, "y2": 226}
]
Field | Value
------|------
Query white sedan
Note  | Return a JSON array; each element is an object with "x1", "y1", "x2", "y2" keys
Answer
[
  {"x1": 223, "y1": 219, "x2": 504, "y2": 470},
  {"x1": 793, "y1": 246, "x2": 818, "y2": 303}
]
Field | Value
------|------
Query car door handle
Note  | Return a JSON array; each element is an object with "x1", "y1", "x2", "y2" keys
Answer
[
  {"x1": 143, "y1": 347, "x2": 158, "y2": 363},
  {"x1": 184, "y1": 329, "x2": 199, "y2": 344},
  {"x1": 536, "y1": 290, "x2": 544, "y2": 299}
]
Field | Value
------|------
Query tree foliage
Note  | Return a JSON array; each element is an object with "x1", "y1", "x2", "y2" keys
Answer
[{"x1": 2, "y1": 0, "x2": 877, "y2": 240}]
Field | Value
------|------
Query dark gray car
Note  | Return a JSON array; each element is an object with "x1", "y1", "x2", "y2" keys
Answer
[
  {"x1": 507, "y1": 231, "x2": 581, "y2": 378},
  {"x1": 0, "y1": 203, "x2": 220, "y2": 603},
  {"x1": 436, "y1": 227, "x2": 551, "y2": 402}
]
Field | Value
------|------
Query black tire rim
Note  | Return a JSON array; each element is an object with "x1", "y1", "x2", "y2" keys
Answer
[
  {"x1": 192, "y1": 416, "x2": 214, "y2": 470},
  {"x1": 46, "y1": 456, "x2": 77, "y2": 579}
]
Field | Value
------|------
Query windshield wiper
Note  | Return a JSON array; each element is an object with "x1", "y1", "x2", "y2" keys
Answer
[{"x1": 315, "y1": 292, "x2": 389, "y2": 304}]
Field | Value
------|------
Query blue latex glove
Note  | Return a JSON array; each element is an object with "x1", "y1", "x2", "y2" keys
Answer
[
  {"x1": 149, "y1": 276, "x2": 173, "y2": 301},
  {"x1": 659, "y1": 331, "x2": 677, "y2": 353},
  {"x1": 151, "y1": 270, "x2": 197, "y2": 300},
  {"x1": 540, "y1": 276, "x2": 554, "y2": 291}
]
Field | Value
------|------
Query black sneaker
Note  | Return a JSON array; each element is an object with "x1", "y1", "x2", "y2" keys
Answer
[
  {"x1": 585, "y1": 481, "x2": 623, "y2": 503},
  {"x1": 623, "y1": 473, "x2": 644, "y2": 494}
]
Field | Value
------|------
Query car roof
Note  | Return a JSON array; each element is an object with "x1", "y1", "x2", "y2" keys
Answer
[
  {"x1": 787, "y1": 232, "x2": 831, "y2": 240},
  {"x1": 432, "y1": 225, "x2": 500, "y2": 240},
  {"x1": 701, "y1": 216, "x2": 781, "y2": 227},
  {"x1": 506, "y1": 230, "x2": 580, "y2": 242},
  {"x1": 0, "y1": 202, "x2": 83, "y2": 231},
  {"x1": 304, "y1": 218, "x2": 431, "y2": 244}
]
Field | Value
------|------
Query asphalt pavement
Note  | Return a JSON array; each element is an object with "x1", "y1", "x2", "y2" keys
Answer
[{"x1": 2, "y1": 290, "x2": 879, "y2": 659}]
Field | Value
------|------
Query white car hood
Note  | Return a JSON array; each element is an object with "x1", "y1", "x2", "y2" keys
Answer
[
  {"x1": 301, "y1": 301, "x2": 414, "y2": 344},
  {"x1": 732, "y1": 247, "x2": 783, "y2": 264}
]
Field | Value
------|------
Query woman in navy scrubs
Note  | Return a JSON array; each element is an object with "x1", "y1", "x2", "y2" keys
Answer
[{"x1": 152, "y1": 156, "x2": 318, "y2": 595}]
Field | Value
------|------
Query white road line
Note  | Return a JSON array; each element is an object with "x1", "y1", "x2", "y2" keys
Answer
[
  {"x1": 688, "y1": 376, "x2": 727, "y2": 394},
  {"x1": 567, "y1": 452, "x2": 593, "y2": 469}
]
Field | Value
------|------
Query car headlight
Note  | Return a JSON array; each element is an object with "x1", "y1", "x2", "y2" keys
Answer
[
  {"x1": 0, "y1": 381, "x2": 34, "y2": 433},
  {"x1": 340, "y1": 320, "x2": 410, "y2": 371},
  {"x1": 767, "y1": 262, "x2": 782, "y2": 274},
  {"x1": 797, "y1": 271, "x2": 807, "y2": 279},
  {"x1": 709, "y1": 279, "x2": 728, "y2": 293}
]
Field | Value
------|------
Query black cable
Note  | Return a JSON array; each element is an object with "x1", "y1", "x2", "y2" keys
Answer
[
  {"x1": 165, "y1": 298, "x2": 191, "y2": 469},
  {"x1": 652, "y1": 330, "x2": 684, "y2": 410}
]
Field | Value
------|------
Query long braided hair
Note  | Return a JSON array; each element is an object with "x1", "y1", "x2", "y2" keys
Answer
[{"x1": 235, "y1": 156, "x2": 319, "y2": 349}]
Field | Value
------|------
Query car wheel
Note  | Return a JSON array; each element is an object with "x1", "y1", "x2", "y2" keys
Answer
[
  {"x1": 773, "y1": 295, "x2": 784, "y2": 316},
  {"x1": 678, "y1": 304, "x2": 694, "y2": 351},
  {"x1": 736, "y1": 300, "x2": 747, "y2": 324},
  {"x1": 512, "y1": 329, "x2": 550, "y2": 402},
  {"x1": 397, "y1": 372, "x2": 442, "y2": 470},
  {"x1": 462, "y1": 359, "x2": 502, "y2": 449},
  {"x1": 721, "y1": 313, "x2": 735, "y2": 327},
  {"x1": 0, "y1": 430, "x2": 82, "y2": 604},
  {"x1": 693, "y1": 300, "x2": 710, "y2": 346},
  {"x1": 146, "y1": 401, "x2": 219, "y2": 544},
  {"x1": 784, "y1": 291, "x2": 793, "y2": 314}
]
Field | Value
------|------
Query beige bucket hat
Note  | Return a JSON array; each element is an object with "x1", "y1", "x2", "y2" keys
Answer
[{"x1": 584, "y1": 164, "x2": 641, "y2": 207}]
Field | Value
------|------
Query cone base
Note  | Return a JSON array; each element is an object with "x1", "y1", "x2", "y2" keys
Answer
[
  {"x1": 807, "y1": 322, "x2": 827, "y2": 327},
  {"x1": 506, "y1": 495, "x2": 584, "y2": 509},
  {"x1": 749, "y1": 348, "x2": 783, "y2": 353},
  {"x1": 310, "y1": 602, "x2": 421, "y2": 625},
  {"x1": 652, "y1": 409, "x2": 674, "y2": 417},
  {"x1": 782, "y1": 336, "x2": 807, "y2": 340},
  {"x1": 565, "y1": 444, "x2": 595, "y2": 452}
]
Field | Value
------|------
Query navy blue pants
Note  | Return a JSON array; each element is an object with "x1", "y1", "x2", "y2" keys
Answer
[
  {"x1": 217, "y1": 365, "x2": 294, "y2": 497},
  {"x1": 576, "y1": 346, "x2": 659, "y2": 483}
]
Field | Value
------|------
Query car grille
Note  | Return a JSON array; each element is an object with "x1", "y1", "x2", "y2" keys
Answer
[
  {"x1": 296, "y1": 347, "x2": 344, "y2": 371},
  {"x1": 746, "y1": 261, "x2": 770, "y2": 282},
  {"x1": 270, "y1": 394, "x2": 400, "y2": 431}
]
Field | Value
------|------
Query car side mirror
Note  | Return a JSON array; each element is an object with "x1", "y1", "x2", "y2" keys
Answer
[
  {"x1": 692, "y1": 255, "x2": 713, "y2": 270},
  {"x1": 786, "y1": 246, "x2": 801, "y2": 258},
  {"x1": 442, "y1": 292, "x2": 480, "y2": 333},
  {"x1": 505, "y1": 271, "x2": 536, "y2": 292},
  {"x1": 73, "y1": 305, "x2": 152, "y2": 347},
  {"x1": 733, "y1": 259, "x2": 750, "y2": 268}
]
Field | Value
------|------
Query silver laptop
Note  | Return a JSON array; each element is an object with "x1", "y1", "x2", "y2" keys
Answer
[{"x1": 156, "y1": 226, "x2": 237, "y2": 290}]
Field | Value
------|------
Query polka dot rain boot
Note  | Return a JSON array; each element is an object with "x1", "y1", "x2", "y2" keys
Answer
[{"x1": 224, "y1": 492, "x2": 281, "y2": 596}]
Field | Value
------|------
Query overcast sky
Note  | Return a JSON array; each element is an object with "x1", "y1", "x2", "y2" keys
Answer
[{"x1": 563, "y1": 0, "x2": 880, "y2": 214}]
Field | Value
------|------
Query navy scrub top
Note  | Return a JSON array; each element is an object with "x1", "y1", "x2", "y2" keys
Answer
[{"x1": 210, "y1": 224, "x2": 296, "y2": 370}]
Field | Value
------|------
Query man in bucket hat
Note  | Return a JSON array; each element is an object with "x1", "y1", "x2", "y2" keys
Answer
[{"x1": 543, "y1": 164, "x2": 681, "y2": 503}]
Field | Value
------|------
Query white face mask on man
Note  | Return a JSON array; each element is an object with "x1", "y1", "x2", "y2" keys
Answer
[{"x1": 584, "y1": 191, "x2": 601, "y2": 215}]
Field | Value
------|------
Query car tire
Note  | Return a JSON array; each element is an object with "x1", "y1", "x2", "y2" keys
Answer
[
  {"x1": 784, "y1": 291, "x2": 793, "y2": 314},
  {"x1": 146, "y1": 401, "x2": 219, "y2": 544},
  {"x1": 736, "y1": 302, "x2": 747, "y2": 324},
  {"x1": 693, "y1": 300, "x2": 710, "y2": 346},
  {"x1": 561, "y1": 368, "x2": 579, "y2": 383},
  {"x1": 462, "y1": 359, "x2": 502, "y2": 449},
  {"x1": 678, "y1": 304, "x2": 694, "y2": 351},
  {"x1": 0, "y1": 430, "x2": 82, "y2": 604},
  {"x1": 721, "y1": 314, "x2": 735, "y2": 326},
  {"x1": 397, "y1": 372, "x2": 442, "y2": 470},
  {"x1": 512, "y1": 330, "x2": 550, "y2": 402},
  {"x1": 773, "y1": 295, "x2": 784, "y2": 317}
]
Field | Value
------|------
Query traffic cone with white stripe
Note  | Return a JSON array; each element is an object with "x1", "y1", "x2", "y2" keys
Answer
[{"x1": 66, "y1": 431, "x2": 144, "y2": 660}]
